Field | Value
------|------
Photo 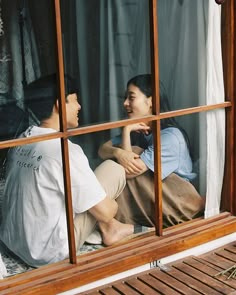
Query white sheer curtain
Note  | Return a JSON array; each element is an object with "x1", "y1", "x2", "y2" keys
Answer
[{"x1": 205, "y1": 2, "x2": 225, "y2": 217}]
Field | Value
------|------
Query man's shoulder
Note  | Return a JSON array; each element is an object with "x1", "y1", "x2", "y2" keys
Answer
[{"x1": 19, "y1": 126, "x2": 57, "y2": 138}]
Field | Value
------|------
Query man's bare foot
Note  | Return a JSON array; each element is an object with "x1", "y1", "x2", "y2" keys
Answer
[{"x1": 98, "y1": 219, "x2": 134, "y2": 246}]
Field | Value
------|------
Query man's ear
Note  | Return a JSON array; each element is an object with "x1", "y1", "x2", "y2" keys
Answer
[{"x1": 148, "y1": 96, "x2": 152, "y2": 109}]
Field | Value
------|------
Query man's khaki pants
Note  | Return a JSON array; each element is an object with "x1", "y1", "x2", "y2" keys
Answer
[{"x1": 73, "y1": 160, "x2": 126, "y2": 252}]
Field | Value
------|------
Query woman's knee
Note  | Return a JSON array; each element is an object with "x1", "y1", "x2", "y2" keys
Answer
[{"x1": 95, "y1": 160, "x2": 126, "y2": 199}]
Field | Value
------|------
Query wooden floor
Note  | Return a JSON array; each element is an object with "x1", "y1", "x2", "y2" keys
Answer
[{"x1": 80, "y1": 242, "x2": 236, "y2": 295}]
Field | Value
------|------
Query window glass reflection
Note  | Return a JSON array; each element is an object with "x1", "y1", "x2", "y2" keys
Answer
[
  {"x1": 61, "y1": 0, "x2": 151, "y2": 126},
  {"x1": 157, "y1": 0, "x2": 225, "y2": 110},
  {"x1": 0, "y1": 0, "x2": 58, "y2": 140},
  {"x1": 176, "y1": 113, "x2": 207, "y2": 197},
  {"x1": 161, "y1": 113, "x2": 206, "y2": 227},
  {"x1": 73, "y1": 130, "x2": 154, "y2": 246},
  {"x1": 0, "y1": 142, "x2": 67, "y2": 270},
  {"x1": 93, "y1": 113, "x2": 207, "y2": 229}
]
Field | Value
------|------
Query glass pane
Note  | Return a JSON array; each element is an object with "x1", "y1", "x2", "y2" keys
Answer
[
  {"x1": 0, "y1": 101, "x2": 28, "y2": 141},
  {"x1": 70, "y1": 130, "x2": 151, "y2": 252},
  {"x1": 72, "y1": 132, "x2": 107, "y2": 170},
  {"x1": 92, "y1": 114, "x2": 207, "y2": 230},
  {"x1": 0, "y1": 0, "x2": 65, "y2": 141},
  {"x1": 60, "y1": 0, "x2": 151, "y2": 126},
  {"x1": 161, "y1": 113, "x2": 207, "y2": 228},
  {"x1": 157, "y1": 0, "x2": 225, "y2": 110},
  {"x1": 0, "y1": 141, "x2": 70, "y2": 274}
]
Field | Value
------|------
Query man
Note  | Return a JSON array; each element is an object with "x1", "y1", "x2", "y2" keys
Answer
[{"x1": 0, "y1": 74, "x2": 135, "y2": 267}]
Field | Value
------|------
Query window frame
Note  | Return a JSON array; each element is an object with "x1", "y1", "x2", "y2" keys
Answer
[{"x1": 0, "y1": 0, "x2": 236, "y2": 294}]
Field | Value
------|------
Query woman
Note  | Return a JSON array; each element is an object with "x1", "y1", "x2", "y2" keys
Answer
[{"x1": 98, "y1": 74, "x2": 204, "y2": 228}]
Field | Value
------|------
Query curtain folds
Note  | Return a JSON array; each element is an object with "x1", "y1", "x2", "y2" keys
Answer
[
  {"x1": 74, "y1": 0, "x2": 150, "y2": 128},
  {"x1": 205, "y1": 2, "x2": 225, "y2": 218},
  {"x1": 0, "y1": 0, "x2": 40, "y2": 108}
]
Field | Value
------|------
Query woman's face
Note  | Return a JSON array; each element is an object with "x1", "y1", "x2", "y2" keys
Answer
[{"x1": 123, "y1": 84, "x2": 152, "y2": 118}]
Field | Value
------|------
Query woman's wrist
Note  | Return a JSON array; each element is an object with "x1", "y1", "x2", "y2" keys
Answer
[
  {"x1": 123, "y1": 125, "x2": 132, "y2": 134},
  {"x1": 113, "y1": 147, "x2": 122, "y2": 160}
]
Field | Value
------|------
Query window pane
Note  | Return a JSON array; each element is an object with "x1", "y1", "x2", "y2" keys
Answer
[
  {"x1": 71, "y1": 129, "x2": 151, "y2": 248},
  {"x1": 0, "y1": 102, "x2": 28, "y2": 141},
  {"x1": 101, "y1": 112, "x2": 207, "y2": 229},
  {"x1": 72, "y1": 132, "x2": 107, "y2": 170},
  {"x1": 0, "y1": 0, "x2": 65, "y2": 141},
  {"x1": 160, "y1": 112, "x2": 208, "y2": 228},
  {"x1": 60, "y1": 0, "x2": 151, "y2": 126},
  {"x1": 0, "y1": 141, "x2": 70, "y2": 271},
  {"x1": 157, "y1": 0, "x2": 225, "y2": 110}
]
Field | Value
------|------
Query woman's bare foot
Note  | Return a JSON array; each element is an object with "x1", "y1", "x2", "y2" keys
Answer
[{"x1": 98, "y1": 219, "x2": 134, "y2": 246}]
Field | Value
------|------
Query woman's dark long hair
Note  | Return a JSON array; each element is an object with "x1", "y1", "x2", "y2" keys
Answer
[{"x1": 127, "y1": 74, "x2": 191, "y2": 153}]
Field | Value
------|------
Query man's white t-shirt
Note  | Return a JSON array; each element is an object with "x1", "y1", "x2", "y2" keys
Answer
[{"x1": 0, "y1": 126, "x2": 106, "y2": 267}]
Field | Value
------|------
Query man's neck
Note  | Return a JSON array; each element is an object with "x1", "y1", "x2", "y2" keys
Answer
[{"x1": 40, "y1": 115, "x2": 60, "y2": 131}]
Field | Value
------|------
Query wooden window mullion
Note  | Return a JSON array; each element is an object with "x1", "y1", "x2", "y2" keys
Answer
[
  {"x1": 221, "y1": 0, "x2": 236, "y2": 214},
  {"x1": 149, "y1": 0, "x2": 163, "y2": 235},
  {"x1": 54, "y1": 0, "x2": 77, "y2": 264}
]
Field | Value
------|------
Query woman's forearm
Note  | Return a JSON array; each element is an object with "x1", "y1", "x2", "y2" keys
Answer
[
  {"x1": 98, "y1": 140, "x2": 121, "y2": 160},
  {"x1": 121, "y1": 126, "x2": 132, "y2": 151}
]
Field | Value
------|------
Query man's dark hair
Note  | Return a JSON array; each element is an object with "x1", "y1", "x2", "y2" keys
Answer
[{"x1": 24, "y1": 73, "x2": 79, "y2": 122}]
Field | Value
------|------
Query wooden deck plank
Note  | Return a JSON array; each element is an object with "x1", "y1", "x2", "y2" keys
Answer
[
  {"x1": 193, "y1": 256, "x2": 224, "y2": 273},
  {"x1": 82, "y1": 284, "x2": 142, "y2": 295},
  {"x1": 200, "y1": 252, "x2": 236, "y2": 272},
  {"x1": 121, "y1": 278, "x2": 159, "y2": 294},
  {"x1": 215, "y1": 249, "x2": 236, "y2": 262},
  {"x1": 98, "y1": 286, "x2": 122, "y2": 295},
  {"x1": 125, "y1": 277, "x2": 162, "y2": 295},
  {"x1": 150, "y1": 268, "x2": 201, "y2": 295},
  {"x1": 138, "y1": 273, "x2": 182, "y2": 294},
  {"x1": 112, "y1": 282, "x2": 142, "y2": 294},
  {"x1": 81, "y1": 243, "x2": 236, "y2": 295},
  {"x1": 173, "y1": 259, "x2": 236, "y2": 294},
  {"x1": 223, "y1": 244, "x2": 236, "y2": 253},
  {"x1": 162, "y1": 266, "x2": 222, "y2": 294},
  {"x1": 185, "y1": 257, "x2": 236, "y2": 289}
]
